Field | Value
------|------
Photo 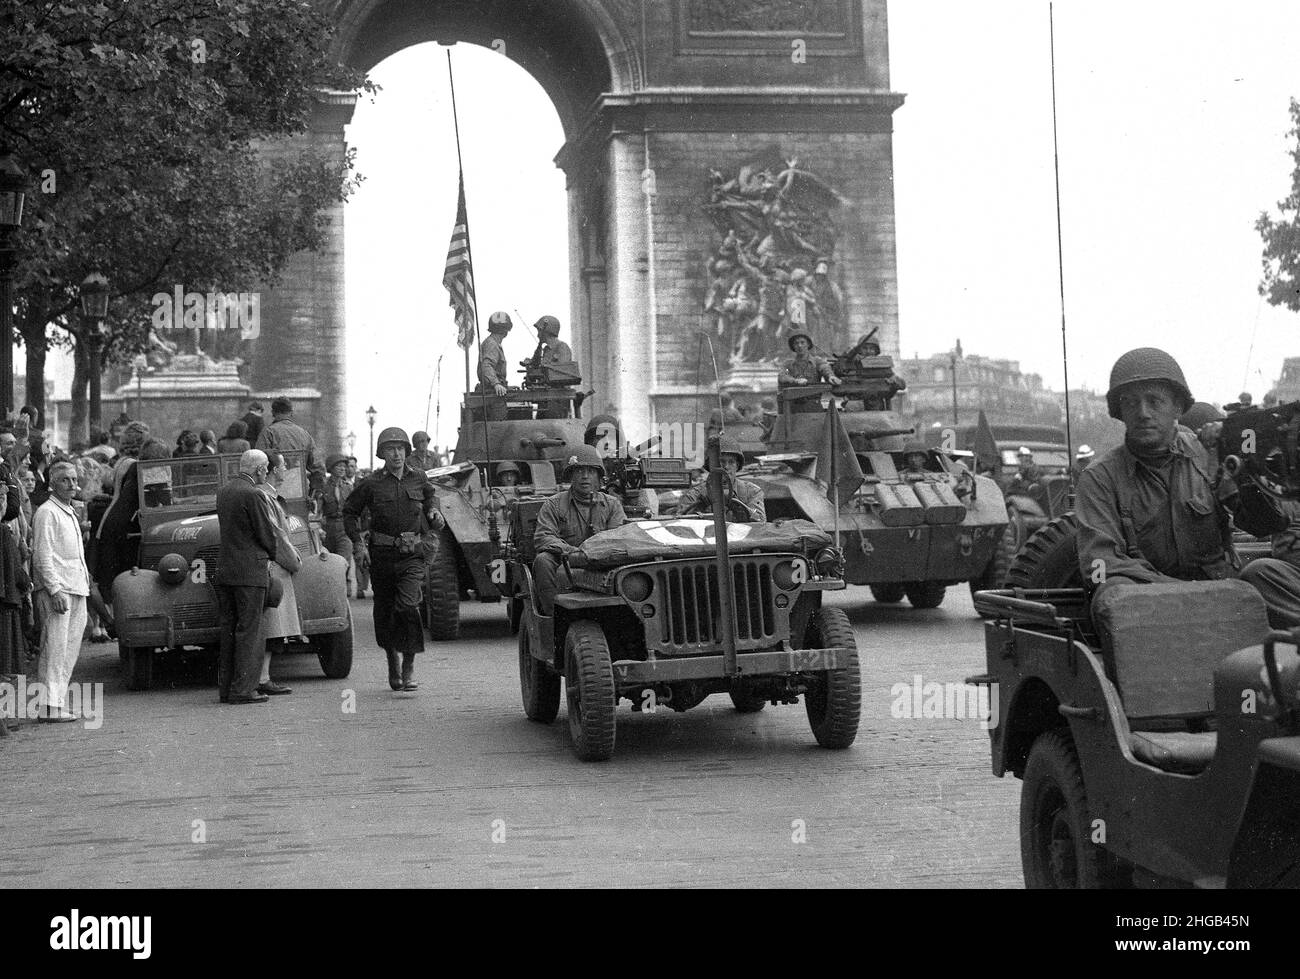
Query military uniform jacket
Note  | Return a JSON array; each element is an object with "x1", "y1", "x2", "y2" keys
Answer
[
  {"x1": 478, "y1": 334, "x2": 508, "y2": 388},
  {"x1": 779, "y1": 355, "x2": 832, "y2": 388},
  {"x1": 1076, "y1": 431, "x2": 1233, "y2": 584},
  {"x1": 343, "y1": 465, "x2": 438, "y2": 548},
  {"x1": 321, "y1": 475, "x2": 352, "y2": 522},
  {"x1": 676, "y1": 477, "x2": 766, "y2": 522},
  {"x1": 541, "y1": 339, "x2": 573, "y2": 365},
  {"x1": 256, "y1": 416, "x2": 325, "y2": 490},
  {"x1": 534, "y1": 490, "x2": 626, "y2": 556}
]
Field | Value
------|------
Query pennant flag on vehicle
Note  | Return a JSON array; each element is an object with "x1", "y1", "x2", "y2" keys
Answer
[{"x1": 816, "y1": 401, "x2": 864, "y2": 504}]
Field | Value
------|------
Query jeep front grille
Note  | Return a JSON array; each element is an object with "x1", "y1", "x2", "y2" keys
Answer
[{"x1": 653, "y1": 560, "x2": 776, "y2": 649}]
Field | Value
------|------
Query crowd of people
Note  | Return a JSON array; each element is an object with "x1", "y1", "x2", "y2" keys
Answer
[{"x1": 0, "y1": 393, "x2": 456, "y2": 729}]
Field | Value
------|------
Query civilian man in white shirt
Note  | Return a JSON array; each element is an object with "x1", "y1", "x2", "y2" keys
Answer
[{"x1": 32, "y1": 461, "x2": 91, "y2": 722}]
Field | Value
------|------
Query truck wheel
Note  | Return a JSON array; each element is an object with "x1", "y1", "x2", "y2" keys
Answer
[
  {"x1": 870, "y1": 583, "x2": 906, "y2": 604},
  {"x1": 905, "y1": 581, "x2": 946, "y2": 609},
  {"x1": 1006, "y1": 513, "x2": 1082, "y2": 590},
  {"x1": 519, "y1": 624, "x2": 560, "y2": 724},
  {"x1": 728, "y1": 688, "x2": 767, "y2": 713},
  {"x1": 969, "y1": 514, "x2": 1021, "y2": 614},
  {"x1": 121, "y1": 644, "x2": 154, "y2": 691},
  {"x1": 565, "y1": 620, "x2": 616, "y2": 761},
  {"x1": 424, "y1": 529, "x2": 461, "y2": 641},
  {"x1": 803, "y1": 607, "x2": 861, "y2": 749},
  {"x1": 1021, "y1": 730, "x2": 1129, "y2": 888},
  {"x1": 316, "y1": 610, "x2": 354, "y2": 679}
]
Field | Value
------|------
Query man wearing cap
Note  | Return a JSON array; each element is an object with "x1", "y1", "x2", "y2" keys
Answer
[
  {"x1": 779, "y1": 333, "x2": 841, "y2": 412},
  {"x1": 255, "y1": 396, "x2": 325, "y2": 494},
  {"x1": 1010, "y1": 447, "x2": 1041, "y2": 493},
  {"x1": 532, "y1": 445, "x2": 626, "y2": 616},
  {"x1": 1070, "y1": 445, "x2": 1095, "y2": 484},
  {"x1": 1077, "y1": 347, "x2": 1300, "y2": 629},
  {"x1": 409, "y1": 431, "x2": 438, "y2": 472},
  {"x1": 673, "y1": 436, "x2": 765, "y2": 523},
  {"x1": 320, "y1": 453, "x2": 355, "y2": 596},
  {"x1": 344, "y1": 427, "x2": 445, "y2": 692}
]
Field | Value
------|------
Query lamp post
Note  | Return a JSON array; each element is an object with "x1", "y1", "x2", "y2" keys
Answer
[
  {"x1": 949, "y1": 338, "x2": 964, "y2": 427},
  {"x1": 0, "y1": 153, "x2": 27, "y2": 419},
  {"x1": 366, "y1": 405, "x2": 377, "y2": 470},
  {"x1": 80, "y1": 270, "x2": 110, "y2": 439}
]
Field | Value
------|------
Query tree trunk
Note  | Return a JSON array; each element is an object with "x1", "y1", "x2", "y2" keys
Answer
[
  {"x1": 19, "y1": 322, "x2": 46, "y2": 428},
  {"x1": 68, "y1": 337, "x2": 89, "y2": 451}
]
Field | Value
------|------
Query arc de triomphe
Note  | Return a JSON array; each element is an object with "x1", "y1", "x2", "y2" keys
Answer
[{"x1": 254, "y1": 0, "x2": 904, "y2": 446}]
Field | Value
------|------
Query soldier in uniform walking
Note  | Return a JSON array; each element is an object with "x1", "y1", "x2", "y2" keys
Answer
[
  {"x1": 320, "y1": 453, "x2": 355, "y2": 597},
  {"x1": 532, "y1": 445, "x2": 626, "y2": 616},
  {"x1": 476, "y1": 311, "x2": 513, "y2": 422},
  {"x1": 344, "y1": 427, "x2": 445, "y2": 692}
]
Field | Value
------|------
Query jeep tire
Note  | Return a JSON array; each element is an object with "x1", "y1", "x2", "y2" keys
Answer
[
  {"x1": 870, "y1": 583, "x2": 906, "y2": 604},
  {"x1": 564, "y1": 620, "x2": 616, "y2": 761},
  {"x1": 803, "y1": 607, "x2": 861, "y2": 749},
  {"x1": 424, "y1": 529, "x2": 461, "y2": 640},
  {"x1": 519, "y1": 624, "x2": 560, "y2": 724},
  {"x1": 1021, "y1": 730, "x2": 1130, "y2": 888},
  {"x1": 1006, "y1": 513, "x2": 1083, "y2": 590}
]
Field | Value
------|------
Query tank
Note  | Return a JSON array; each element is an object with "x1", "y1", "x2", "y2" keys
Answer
[{"x1": 740, "y1": 350, "x2": 1009, "y2": 610}]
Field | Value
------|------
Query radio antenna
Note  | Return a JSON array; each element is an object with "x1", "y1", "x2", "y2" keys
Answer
[{"x1": 1050, "y1": 3, "x2": 1074, "y2": 462}]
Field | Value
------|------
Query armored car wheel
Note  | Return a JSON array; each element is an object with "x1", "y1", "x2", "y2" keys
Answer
[
  {"x1": 424, "y1": 529, "x2": 461, "y2": 641},
  {"x1": 315, "y1": 610, "x2": 354, "y2": 679},
  {"x1": 969, "y1": 514, "x2": 1021, "y2": 613},
  {"x1": 564, "y1": 620, "x2": 616, "y2": 761},
  {"x1": 519, "y1": 624, "x2": 560, "y2": 724},
  {"x1": 121, "y1": 643, "x2": 154, "y2": 691},
  {"x1": 728, "y1": 687, "x2": 767, "y2": 713},
  {"x1": 803, "y1": 607, "x2": 861, "y2": 749},
  {"x1": 904, "y1": 581, "x2": 946, "y2": 609},
  {"x1": 1021, "y1": 731, "x2": 1130, "y2": 889},
  {"x1": 870, "y1": 583, "x2": 906, "y2": 604}
]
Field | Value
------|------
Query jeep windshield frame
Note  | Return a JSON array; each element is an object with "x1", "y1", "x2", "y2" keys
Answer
[{"x1": 135, "y1": 449, "x2": 310, "y2": 527}]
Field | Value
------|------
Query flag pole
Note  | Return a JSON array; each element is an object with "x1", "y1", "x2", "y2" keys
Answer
[
  {"x1": 447, "y1": 48, "x2": 478, "y2": 393},
  {"x1": 447, "y1": 46, "x2": 493, "y2": 490}
]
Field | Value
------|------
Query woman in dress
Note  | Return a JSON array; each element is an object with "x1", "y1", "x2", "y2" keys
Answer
[{"x1": 255, "y1": 450, "x2": 303, "y2": 695}]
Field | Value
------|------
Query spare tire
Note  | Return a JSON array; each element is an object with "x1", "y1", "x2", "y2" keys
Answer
[{"x1": 1005, "y1": 513, "x2": 1083, "y2": 590}]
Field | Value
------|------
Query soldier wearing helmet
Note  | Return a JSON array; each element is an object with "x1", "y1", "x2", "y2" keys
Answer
[
  {"x1": 476, "y1": 312, "x2": 514, "y2": 421},
  {"x1": 495, "y1": 460, "x2": 521, "y2": 487},
  {"x1": 409, "y1": 431, "x2": 438, "y2": 472},
  {"x1": 673, "y1": 435, "x2": 765, "y2": 522},
  {"x1": 1010, "y1": 446, "x2": 1042, "y2": 492},
  {"x1": 1076, "y1": 348, "x2": 1300, "y2": 633},
  {"x1": 779, "y1": 332, "x2": 841, "y2": 413},
  {"x1": 1069, "y1": 444, "x2": 1095, "y2": 484},
  {"x1": 902, "y1": 440, "x2": 930, "y2": 474},
  {"x1": 320, "y1": 452, "x2": 356, "y2": 597},
  {"x1": 531, "y1": 444, "x2": 626, "y2": 616},
  {"x1": 343, "y1": 426, "x2": 446, "y2": 692},
  {"x1": 531, "y1": 315, "x2": 572, "y2": 366}
]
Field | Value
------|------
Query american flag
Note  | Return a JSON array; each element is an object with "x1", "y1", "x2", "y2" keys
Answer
[{"x1": 443, "y1": 177, "x2": 477, "y2": 349}]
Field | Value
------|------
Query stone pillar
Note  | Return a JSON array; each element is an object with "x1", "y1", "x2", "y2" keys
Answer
[{"x1": 249, "y1": 91, "x2": 356, "y2": 448}]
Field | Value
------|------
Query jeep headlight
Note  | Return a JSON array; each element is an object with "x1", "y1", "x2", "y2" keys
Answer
[
  {"x1": 772, "y1": 559, "x2": 805, "y2": 590},
  {"x1": 157, "y1": 553, "x2": 188, "y2": 586},
  {"x1": 621, "y1": 571, "x2": 654, "y2": 603}
]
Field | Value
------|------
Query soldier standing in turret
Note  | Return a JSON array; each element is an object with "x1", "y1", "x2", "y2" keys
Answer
[
  {"x1": 476, "y1": 311, "x2": 513, "y2": 422},
  {"x1": 779, "y1": 332, "x2": 841, "y2": 412},
  {"x1": 345, "y1": 427, "x2": 445, "y2": 693}
]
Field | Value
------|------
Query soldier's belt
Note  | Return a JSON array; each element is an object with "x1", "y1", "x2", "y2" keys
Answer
[{"x1": 369, "y1": 532, "x2": 400, "y2": 547}]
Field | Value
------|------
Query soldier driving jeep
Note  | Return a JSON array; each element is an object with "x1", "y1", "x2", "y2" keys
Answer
[
  {"x1": 1077, "y1": 346, "x2": 1300, "y2": 636},
  {"x1": 672, "y1": 434, "x2": 765, "y2": 523}
]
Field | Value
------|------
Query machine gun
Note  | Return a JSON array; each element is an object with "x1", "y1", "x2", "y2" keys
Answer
[
  {"x1": 1216, "y1": 400, "x2": 1300, "y2": 536},
  {"x1": 827, "y1": 327, "x2": 906, "y2": 409},
  {"x1": 602, "y1": 435, "x2": 692, "y2": 518},
  {"x1": 521, "y1": 341, "x2": 583, "y2": 391}
]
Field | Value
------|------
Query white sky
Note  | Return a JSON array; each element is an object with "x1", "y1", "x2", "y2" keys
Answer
[{"x1": 342, "y1": 3, "x2": 1299, "y2": 445}]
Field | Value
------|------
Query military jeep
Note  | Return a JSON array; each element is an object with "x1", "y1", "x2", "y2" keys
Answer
[
  {"x1": 512, "y1": 461, "x2": 861, "y2": 761},
  {"x1": 971, "y1": 580, "x2": 1300, "y2": 887},
  {"x1": 112, "y1": 450, "x2": 353, "y2": 690}
]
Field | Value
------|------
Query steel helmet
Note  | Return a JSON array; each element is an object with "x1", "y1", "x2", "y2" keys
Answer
[
  {"x1": 706, "y1": 434, "x2": 746, "y2": 469},
  {"x1": 562, "y1": 444, "x2": 607, "y2": 480},
  {"x1": 496, "y1": 460, "x2": 521, "y2": 476},
  {"x1": 1106, "y1": 347, "x2": 1193, "y2": 420},
  {"x1": 902, "y1": 440, "x2": 928, "y2": 456},
  {"x1": 787, "y1": 332, "x2": 813, "y2": 352},
  {"x1": 1179, "y1": 401, "x2": 1225, "y2": 431},
  {"x1": 326, "y1": 452, "x2": 349, "y2": 472},
  {"x1": 534, "y1": 315, "x2": 561, "y2": 338},
  {"x1": 1075, "y1": 444, "x2": 1095, "y2": 460},
  {"x1": 1018, "y1": 447, "x2": 1032, "y2": 456},
  {"x1": 487, "y1": 311, "x2": 513, "y2": 333},
  {"x1": 375, "y1": 427, "x2": 412, "y2": 455}
]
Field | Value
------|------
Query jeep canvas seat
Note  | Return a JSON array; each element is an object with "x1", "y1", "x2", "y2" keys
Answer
[{"x1": 1093, "y1": 580, "x2": 1270, "y2": 774}]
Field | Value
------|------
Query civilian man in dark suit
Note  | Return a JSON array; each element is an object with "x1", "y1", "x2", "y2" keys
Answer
[{"x1": 215, "y1": 449, "x2": 279, "y2": 704}]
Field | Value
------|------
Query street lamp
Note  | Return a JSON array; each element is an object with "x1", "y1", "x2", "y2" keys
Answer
[
  {"x1": 366, "y1": 405, "x2": 377, "y2": 469},
  {"x1": 949, "y1": 338, "x2": 964, "y2": 427},
  {"x1": 0, "y1": 153, "x2": 27, "y2": 418},
  {"x1": 80, "y1": 270, "x2": 110, "y2": 438}
]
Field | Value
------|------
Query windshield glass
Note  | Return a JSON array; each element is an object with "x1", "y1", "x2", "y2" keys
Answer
[{"x1": 138, "y1": 449, "x2": 308, "y2": 509}]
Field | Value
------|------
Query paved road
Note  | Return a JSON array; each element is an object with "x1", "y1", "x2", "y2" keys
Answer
[{"x1": 2, "y1": 586, "x2": 1022, "y2": 888}]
